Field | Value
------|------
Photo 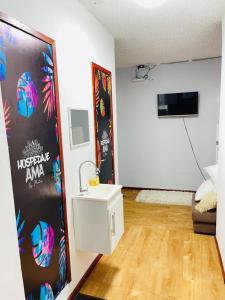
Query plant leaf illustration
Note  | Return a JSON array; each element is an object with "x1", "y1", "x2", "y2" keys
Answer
[
  {"x1": 40, "y1": 283, "x2": 54, "y2": 300},
  {"x1": 16, "y1": 209, "x2": 25, "y2": 253},
  {"x1": 59, "y1": 204, "x2": 66, "y2": 283},
  {"x1": 26, "y1": 294, "x2": 34, "y2": 300},
  {"x1": 3, "y1": 100, "x2": 11, "y2": 137},
  {"x1": 59, "y1": 233, "x2": 66, "y2": 283},
  {"x1": 0, "y1": 36, "x2": 7, "y2": 81},
  {"x1": 52, "y1": 156, "x2": 62, "y2": 193},
  {"x1": 31, "y1": 221, "x2": 55, "y2": 268},
  {"x1": 17, "y1": 72, "x2": 38, "y2": 118},
  {"x1": 42, "y1": 45, "x2": 55, "y2": 120}
]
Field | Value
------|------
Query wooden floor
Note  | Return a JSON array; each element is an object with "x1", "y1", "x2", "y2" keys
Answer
[{"x1": 80, "y1": 189, "x2": 225, "y2": 300}]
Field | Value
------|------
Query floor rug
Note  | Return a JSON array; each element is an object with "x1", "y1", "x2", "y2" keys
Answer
[
  {"x1": 74, "y1": 294, "x2": 105, "y2": 300},
  {"x1": 136, "y1": 189, "x2": 194, "y2": 206}
]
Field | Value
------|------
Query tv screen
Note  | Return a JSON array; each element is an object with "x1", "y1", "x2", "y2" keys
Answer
[{"x1": 157, "y1": 92, "x2": 199, "y2": 117}]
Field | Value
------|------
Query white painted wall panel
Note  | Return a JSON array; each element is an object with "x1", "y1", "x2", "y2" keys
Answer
[{"x1": 116, "y1": 59, "x2": 221, "y2": 190}]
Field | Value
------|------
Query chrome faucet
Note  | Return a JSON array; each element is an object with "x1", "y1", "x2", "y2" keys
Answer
[{"x1": 79, "y1": 160, "x2": 100, "y2": 193}]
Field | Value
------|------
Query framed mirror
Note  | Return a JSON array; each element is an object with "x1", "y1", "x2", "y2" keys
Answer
[{"x1": 68, "y1": 108, "x2": 90, "y2": 148}]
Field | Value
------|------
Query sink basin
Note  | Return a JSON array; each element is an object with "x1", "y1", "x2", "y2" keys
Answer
[{"x1": 74, "y1": 184, "x2": 122, "y2": 201}]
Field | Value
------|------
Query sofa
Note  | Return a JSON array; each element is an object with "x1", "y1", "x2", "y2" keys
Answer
[{"x1": 192, "y1": 195, "x2": 216, "y2": 235}]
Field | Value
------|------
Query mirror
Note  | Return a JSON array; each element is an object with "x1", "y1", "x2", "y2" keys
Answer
[{"x1": 68, "y1": 108, "x2": 90, "y2": 148}]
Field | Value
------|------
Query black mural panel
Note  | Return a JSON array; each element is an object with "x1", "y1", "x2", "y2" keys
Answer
[
  {"x1": 93, "y1": 64, "x2": 115, "y2": 184},
  {"x1": 0, "y1": 20, "x2": 68, "y2": 299}
]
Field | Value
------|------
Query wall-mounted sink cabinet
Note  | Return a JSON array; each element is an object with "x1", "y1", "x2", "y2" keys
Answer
[{"x1": 72, "y1": 184, "x2": 124, "y2": 254}]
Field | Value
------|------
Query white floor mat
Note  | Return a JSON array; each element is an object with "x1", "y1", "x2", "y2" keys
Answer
[{"x1": 135, "y1": 189, "x2": 194, "y2": 206}]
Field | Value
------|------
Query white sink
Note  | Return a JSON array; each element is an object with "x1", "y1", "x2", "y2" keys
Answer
[
  {"x1": 73, "y1": 183, "x2": 124, "y2": 254},
  {"x1": 74, "y1": 184, "x2": 123, "y2": 202}
]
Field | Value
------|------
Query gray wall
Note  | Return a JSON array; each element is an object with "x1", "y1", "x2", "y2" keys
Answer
[{"x1": 116, "y1": 59, "x2": 221, "y2": 190}]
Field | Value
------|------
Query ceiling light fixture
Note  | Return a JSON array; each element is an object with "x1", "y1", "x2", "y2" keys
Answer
[{"x1": 133, "y1": 0, "x2": 166, "y2": 8}]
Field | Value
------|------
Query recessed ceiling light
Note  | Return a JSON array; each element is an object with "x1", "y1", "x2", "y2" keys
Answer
[{"x1": 133, "y1": 0, "x2": 166, "y2": 8}]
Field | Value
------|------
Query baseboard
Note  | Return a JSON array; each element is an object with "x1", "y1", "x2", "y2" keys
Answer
[
  {"x1": 123, "y1": 186, "x2": 196, "y2": 193},
  {"x1": 214, "y1": 237, "x2": 225, "y2": 283},
  {"x1": 68, "y1": 254, "x2": 103, "y2": 300}
]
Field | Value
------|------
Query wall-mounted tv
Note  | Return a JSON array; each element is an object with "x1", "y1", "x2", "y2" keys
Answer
[{"x1": 157, "y1": 92, "x2": 199, "y2": 117}]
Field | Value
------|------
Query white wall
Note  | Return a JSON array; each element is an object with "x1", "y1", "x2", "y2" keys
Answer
[
  {"x1": 0, "y1": 1, "x2": 118, "y2": 299},
  {"x1": 217, "y1": 16, "x2": 225, "y2": 271},
  {"x1": 116, "y1": 59, "x2": 221, "y2": 191}
]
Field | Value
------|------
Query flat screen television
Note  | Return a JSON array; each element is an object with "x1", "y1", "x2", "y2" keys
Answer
[{"x1": 157, "y1": 92, "x2": 199, "y2": 117}]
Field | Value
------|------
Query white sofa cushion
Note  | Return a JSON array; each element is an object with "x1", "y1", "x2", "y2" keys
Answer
[
  {"x1": 195, "y1": 179, "x2": 215, "y2": 201},
  {"x1": 195, "y1": 191, "x2": 217, "y2": 213}
]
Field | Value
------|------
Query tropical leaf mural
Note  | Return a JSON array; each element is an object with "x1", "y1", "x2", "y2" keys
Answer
[
  {"x1": 102, "y1": 73, "x2": 107, "y2": 91},
  {"x1": 107, "y1": 75, "x2": 111, "y2": 95},
  {"x1": 0, "y1": 23, "x2": 16, "y2": 81},
  {"x1": 17, "y1": 72, "x2": 38, "y2": 118},
  {"x1": 55, "y1": 122, "x2": 59, "y2": 143},
  {"x1": 59, "y1": 231, "x2": 66, "y2": 283},
  {"x1": 100, "y1": 98, "x2": 106, "y2": 117},
  {"x1": 0, "y1": 36, "x2": 7, "y2": 81},
  {"x1": 1, "y1": 19, "x2": 69, "y2": 299},
  {"x1": 95, "y1": 71, "x2": 100, "y2": 116},
  {"x1": 42, "y1": 45, "x2": 55, "y2": 119},
  {"x1": 31, "y1": 221, "x2": 55, "y2": 268},
  {"x1": 40, "y1": 283, "x2": 54, "y2": 300},
  {"x1": 16, "y1": 210, "x2": 25, "y2": 253},
  {"x1": 53, "y1": 156, "x2": 62, "y2": 193},
  {"x1": 92, "y1": 63, "x2": 115, "y2": 184},
  {"x1": 26, "y1": 294, "x2": 34, "y2": 300},
  {"x1": 58, "y1": 204, "x2": 67, "y2": 284},
  {"x1": 3, "y1": 100, "x2": 11, "y2": 137}
]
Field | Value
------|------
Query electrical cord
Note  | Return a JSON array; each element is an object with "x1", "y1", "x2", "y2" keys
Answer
[{"x1": 182, "y1": 117, "x2": 206, "y2": 180}]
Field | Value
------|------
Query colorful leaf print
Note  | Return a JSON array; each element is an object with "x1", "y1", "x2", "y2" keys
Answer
[
  {"x1": 42, "y1": 45, "x2": 55, "y2": 119},
  {"x1": 0, "y1": 24, "x2": 16, "y2": 81},
  {"x1": 55, "y1": 122, "x2": 59, "y2": 143},
  {"x1": 59, "y1": 204, "x2": 66, "y2": 283},
  {"x1": 95, "y1": 73, "x2": 100, "y2": 115},
  {"x1": 102, "y1": 73, "x2": 107, "y2": 91},
  {"x1": 26, "y1": 294, "x2": 34, "y2": 300},
  {"x1": 0, "y1": 36, "x2": 6, "y2": 81},
  {"x1": 107, "y1": 75, "x2": 111, "y2": 95},
  {"x1": 109, "y1": 119, "x2": 113, "y2": 139},
  {"x1": 100, "y1": 98, "x2": 106, "y2": 117},
  {"x1": 31, "y1": 221, "x2": 55, "y2": 268},
  {"x1": 53, "y1": 156, "x2": 62, "y2": 193},
  {"x1": 16, "y1": 210, "x2": 25, "y2": 253},
  {"x1": 59, "y1": 231, "x2": 66, "y2": 283},
  {"x1": 40, "y1": 283, "x2": 54, "y2": 300},
  {"x1": 3, "y1": 100, "x2": 11, "y2": 137},
  {"x1": 17, "y1": 72, "x2": 38, "y2": 118},
  {"x1": 97, "y1": 139, "x2": 101, "y2": 169}
]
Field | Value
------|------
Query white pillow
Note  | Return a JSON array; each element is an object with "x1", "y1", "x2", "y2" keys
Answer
[
  {"x1": 195, "y1": 191, "x2": 217, "y2": 213},
  {"x1": 204, "y1": 164, "x2": 218, "y2": 190},
  {"x1": 195, "y1": 179, "x2": 215, "y2": 201}
]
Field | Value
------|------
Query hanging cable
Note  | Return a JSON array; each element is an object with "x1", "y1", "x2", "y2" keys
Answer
[{"x1": 182, "y1": 117, "x2": 206, "y2": 180}]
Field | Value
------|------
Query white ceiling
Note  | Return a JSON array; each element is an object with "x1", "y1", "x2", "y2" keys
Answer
[{"x1": 79, "y1": 0, "x2": 225, "y2": 68}]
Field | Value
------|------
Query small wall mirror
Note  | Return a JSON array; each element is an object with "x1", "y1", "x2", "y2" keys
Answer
[{"x1": 68, "y1": 108, "x2": 90, "y2": 148}]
